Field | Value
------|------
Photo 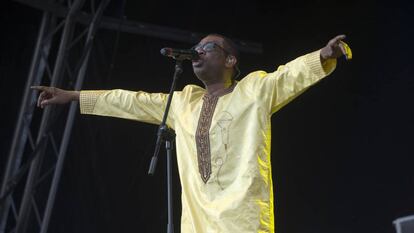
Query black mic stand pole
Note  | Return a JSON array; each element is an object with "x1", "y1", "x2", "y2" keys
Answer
[{"x1": 148, "y1": 59, "x2": 183, "y2": 233}]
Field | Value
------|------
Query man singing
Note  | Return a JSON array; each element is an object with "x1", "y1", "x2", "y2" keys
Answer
[{"x1": 33, "y1": 33, "x2": 350, "y2": 233}]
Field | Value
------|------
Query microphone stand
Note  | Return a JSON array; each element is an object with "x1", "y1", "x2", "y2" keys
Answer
[{"x1": 148, "y1": 59, "x2": 183, "y2": 233}]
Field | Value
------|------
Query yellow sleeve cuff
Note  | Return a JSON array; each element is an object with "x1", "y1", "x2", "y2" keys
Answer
[
  {"x1": 79, "y1": 90, "x2": 108, "y2": 114},
  {"x1": 304, "y1": 49, "x2": 337, "y2": 77}
]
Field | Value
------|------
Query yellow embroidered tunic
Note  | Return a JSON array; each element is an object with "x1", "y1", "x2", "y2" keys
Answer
[{"x1": 79, "y1": 50, "x2": 336, "y2": 233}]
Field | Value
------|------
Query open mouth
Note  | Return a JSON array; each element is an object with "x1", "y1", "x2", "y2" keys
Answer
[{"x1": 192, "y1": 59, "x2": 203, "y2": 67}]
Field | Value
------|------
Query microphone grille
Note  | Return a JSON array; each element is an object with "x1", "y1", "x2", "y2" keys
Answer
[{"x1": 160, "y1": 48, "x2": 171, "y2": 56}]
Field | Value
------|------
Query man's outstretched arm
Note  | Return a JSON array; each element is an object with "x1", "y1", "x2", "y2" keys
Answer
[
  {"x1": 246, "y1": 34, "x2": 351, "y2": 114},
  {"x1": 31, "y1": 86, "x2": 175, "y2": 126}
]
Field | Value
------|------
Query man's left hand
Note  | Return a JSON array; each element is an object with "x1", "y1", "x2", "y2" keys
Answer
[{"x1": 320, "y1": 35, "x2": 348, "y2": 61}]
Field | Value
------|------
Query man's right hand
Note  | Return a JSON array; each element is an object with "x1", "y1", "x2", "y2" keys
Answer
[{"x1": 31, "y1": 86, "x2": 80, "y2": 108}]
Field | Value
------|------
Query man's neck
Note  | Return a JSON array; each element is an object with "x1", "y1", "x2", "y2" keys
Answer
[{"x1": 204, "y1": 78, "x2": 234, "y2": 96}]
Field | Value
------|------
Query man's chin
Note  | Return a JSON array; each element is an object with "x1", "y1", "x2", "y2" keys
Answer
[
  {"x1": 192, "y1": 65, "x2": 204, "y2": 76},
  {"x1": 193, "y1": 66, "x2": 206, "y2": 79}
]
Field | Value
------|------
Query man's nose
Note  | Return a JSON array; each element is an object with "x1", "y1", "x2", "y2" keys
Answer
[{"x1": 196, "y1": 49, "x2": 205, "y2": 56}]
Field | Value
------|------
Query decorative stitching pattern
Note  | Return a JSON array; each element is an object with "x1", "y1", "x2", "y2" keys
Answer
[
  {"x1": 215, "y1": 111, "x2": 233, "y2": 189},
  {"x1": 195, "y1": 83, "x2": 237, "y2": 183},
  {"x1": 196, "y1": 95, "x2": 218, "y2": 183}
]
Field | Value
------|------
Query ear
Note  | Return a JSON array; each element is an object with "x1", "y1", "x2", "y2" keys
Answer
[{"x1": 225, "y1": 55, "x2": 237, "y2": 68}]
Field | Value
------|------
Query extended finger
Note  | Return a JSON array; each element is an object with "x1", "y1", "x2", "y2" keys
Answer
[
  {"x1": 31, "y1": 86, "x2": 49, "y2": 92},
  {"x1": 332, "y1": 35, "x2": 346, "y2": 44}
]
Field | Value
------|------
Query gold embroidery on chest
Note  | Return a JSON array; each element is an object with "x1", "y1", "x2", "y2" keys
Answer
[
  {"x1": 194, "y1": 83, "x2": 237, "y2": 183},
  {"x1": 195, "y1": 95, "x2": 219, "y2": 183}
]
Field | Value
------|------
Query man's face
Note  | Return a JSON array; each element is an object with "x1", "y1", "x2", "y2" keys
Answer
[{"x1": 192, "y1": 35, "x2": 228, "y2": 82}]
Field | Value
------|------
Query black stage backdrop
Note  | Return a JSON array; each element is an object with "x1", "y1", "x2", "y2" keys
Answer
[{"x1": 1, "y1": 1, "x2": 413, "y2": 233}]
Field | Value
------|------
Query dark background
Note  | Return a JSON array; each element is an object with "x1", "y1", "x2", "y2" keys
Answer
[{"x1": 1, "y1": 1, "x2": 413, "y2": 233}]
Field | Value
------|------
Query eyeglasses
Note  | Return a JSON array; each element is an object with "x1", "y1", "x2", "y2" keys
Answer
[{"x1": 191, "y1": 42, "x2": 230, "y2": 54}]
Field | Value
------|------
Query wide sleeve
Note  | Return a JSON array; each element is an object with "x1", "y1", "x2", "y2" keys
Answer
[
  {"x1": 79, "y1": 89, "x2": 174, "y2": 127},
  {"x1": 246, "y1": 49, "x2": 337, "y2": 114}
]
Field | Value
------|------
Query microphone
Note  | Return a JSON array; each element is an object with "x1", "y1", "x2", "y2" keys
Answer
[{"x1": 160, "y1": 47, "x2": 199, "y2": 60}]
